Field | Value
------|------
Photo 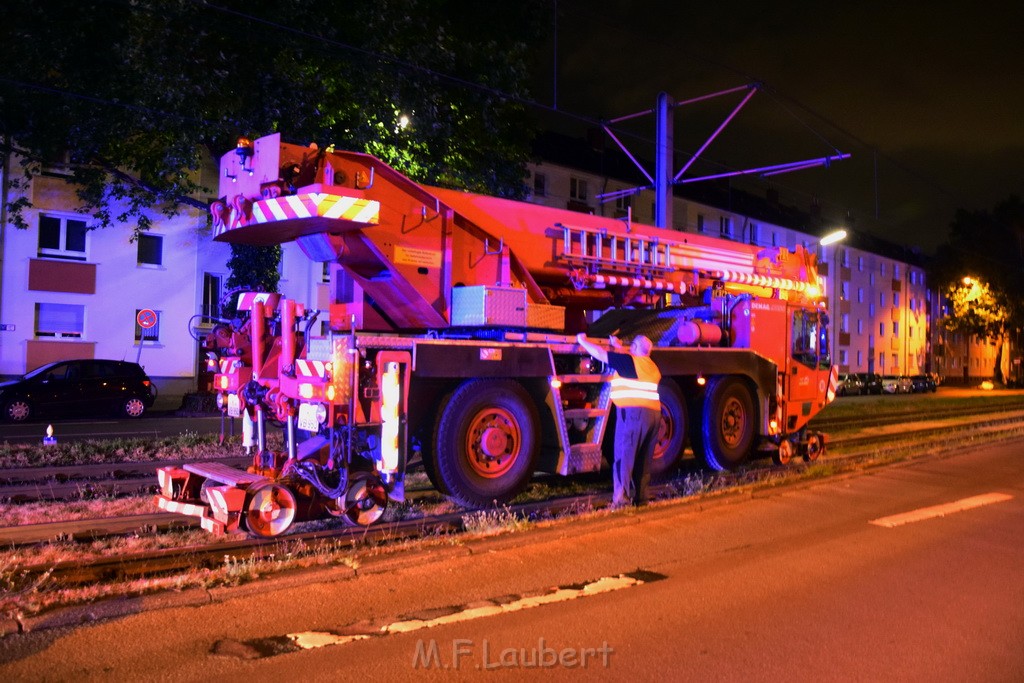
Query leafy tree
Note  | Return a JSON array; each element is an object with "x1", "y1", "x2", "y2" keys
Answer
[
  {"x1": 1, "y1": 0, "x2": 543, "y2": 236},
  {"x1": 932, "y1": 196, "x2": 1024, "y2": 383}
]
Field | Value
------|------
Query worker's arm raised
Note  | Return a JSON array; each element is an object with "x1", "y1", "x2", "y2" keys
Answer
[{"x1": 576, "y1": 333, "x2": 609, "y2": 363}]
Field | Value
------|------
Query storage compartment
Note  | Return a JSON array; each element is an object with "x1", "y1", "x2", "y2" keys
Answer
[
  {"x1": 527, "y1": 303, "x2": 565, "y2": 331},
  {"x1": 451, "y1": 286, "x2": 527, "y2": 327}
]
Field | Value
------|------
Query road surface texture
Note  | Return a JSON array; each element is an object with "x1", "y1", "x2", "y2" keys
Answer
[{"x1": 2, "y1": 438, "x2": 1022, "y2": 681}]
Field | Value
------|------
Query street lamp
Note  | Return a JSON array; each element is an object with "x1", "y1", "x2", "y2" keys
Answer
[{"x1": 819, "y1": 228, "x2": 847, "y2": 246}]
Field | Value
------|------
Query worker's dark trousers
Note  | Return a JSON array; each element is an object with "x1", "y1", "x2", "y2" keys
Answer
[{"x1": 613, "y1": 406, "x2": 661, "y2": 506}]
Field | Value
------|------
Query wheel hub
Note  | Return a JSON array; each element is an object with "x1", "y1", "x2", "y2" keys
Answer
[{"x1": 467, "y1": 409, "x2": 520, "y2": 478}]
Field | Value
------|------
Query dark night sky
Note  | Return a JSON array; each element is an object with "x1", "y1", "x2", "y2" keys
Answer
[{"x1": 529, "y1": 1, "x2": 1024, "y2": 254}]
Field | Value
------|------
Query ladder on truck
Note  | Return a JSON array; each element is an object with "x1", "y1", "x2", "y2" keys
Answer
[
  {"x1": 559, "y1": 224, "x2": 674, "y2": 274},
  {"x1": 550, "y1": 372, "x2": 613, "y2": 475}
]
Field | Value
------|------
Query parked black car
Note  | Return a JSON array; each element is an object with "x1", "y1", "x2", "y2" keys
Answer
[
  {"x1": 0, "y1": 359, "x2": 156, "y2": 422},
  {"x1": 837, "y1": 373, "x2": 865, "y2": 396},
  {"x1": 854, "y1": 372, "x2": 884, "y2": 395},
  {"x1": 910, "y1": 374, "x2": 938, "y2": 393}
]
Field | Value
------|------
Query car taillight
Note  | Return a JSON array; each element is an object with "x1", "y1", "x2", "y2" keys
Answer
[{"x1": 143, "y1": 380, "x2": 151, "y2": 386}]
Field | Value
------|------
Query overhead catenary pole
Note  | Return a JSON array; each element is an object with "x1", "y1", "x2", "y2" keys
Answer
[{"x1": 654, "y1": 92, "x2": 673, "y2": 229}]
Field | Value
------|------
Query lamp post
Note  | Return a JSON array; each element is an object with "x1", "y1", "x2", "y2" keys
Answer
[{"x1": 819, "y1": 228, "x2": 848, "y2": 371}]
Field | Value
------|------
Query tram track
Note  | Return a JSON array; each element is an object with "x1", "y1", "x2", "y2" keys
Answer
[{"x1": 5, "y1": 409, "x2": 1024, "y2": 587}]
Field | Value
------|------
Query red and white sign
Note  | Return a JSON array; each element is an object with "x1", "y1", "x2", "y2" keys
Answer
[{"x1": 137, "y1": 309, "x2": 158, "y2": 329}]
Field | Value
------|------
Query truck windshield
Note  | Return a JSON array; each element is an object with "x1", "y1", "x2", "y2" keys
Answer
[{"x1": 791, "y1": 309, "x2": 832, "y2": 370}]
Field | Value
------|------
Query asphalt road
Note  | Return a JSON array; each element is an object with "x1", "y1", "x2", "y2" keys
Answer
[{"x1": 1, "y1": 434, "x2": 1021, "y2": 681}]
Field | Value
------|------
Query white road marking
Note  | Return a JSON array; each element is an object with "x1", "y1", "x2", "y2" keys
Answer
[
  {"x1": 870, "y1": 493, "x2": 1013, "y2": 528},
  {"x1": 284, "y1": 572, "x2": 655, "y2": 651}
]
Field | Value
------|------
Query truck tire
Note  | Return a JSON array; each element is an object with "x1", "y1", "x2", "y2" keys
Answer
[
  {"x1": 432, "y1": 379, "x2": 539, "y2": 507},
  {"x1": 651, "y1": 379, "x2": 688, "y2": 479},
  {"x1": 692, "y1": 375, "x2": 756, "y2": 471}
]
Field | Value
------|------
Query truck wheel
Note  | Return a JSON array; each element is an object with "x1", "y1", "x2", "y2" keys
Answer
[
  {"x1": 651, "y1": 380, "x2": 687, "y2": 479},
  {"x1": 432, "y1": 379, "x2": 539, "y2": 508},
  {"x1": 693, "y1": 376, "x2": 756, "y2": 471}
]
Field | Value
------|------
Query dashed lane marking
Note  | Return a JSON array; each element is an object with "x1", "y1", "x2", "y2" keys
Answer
[{"x1": 869, "y1": 493, "x2": 1013, "y2": 528}]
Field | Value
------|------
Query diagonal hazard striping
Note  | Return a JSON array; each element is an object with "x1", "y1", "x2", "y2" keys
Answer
[
  {"x1": 212, "y1": 569, "x2": 667, "y2": 660},
  {"x1": 869, "y1": 493, "x2": 1013, "y2": 528}
]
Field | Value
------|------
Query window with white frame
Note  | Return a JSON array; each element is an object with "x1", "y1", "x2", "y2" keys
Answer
[
  {"x1": 38, "y1": 214, "x2": 88, "y2": 261},
  {"x1": 569, "y1": 177, "x2": 588, "y2": 201},
  {"x1": 202, "y1": 273, "x2": 223, "y2": 319},
  {"x1": 35, "y1": 302, "x2": 84, "y2": 338},
  {"x1": 137, "y1": 233, "x2": 163, "y2": 266},
  {"x1": 719, "y1": 216, "x2": 732, "y2": 238}
]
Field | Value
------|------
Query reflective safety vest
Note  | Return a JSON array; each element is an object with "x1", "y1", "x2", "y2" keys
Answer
[{"x1": 609, "y1": 354, "x2": 661, "y2": 410}]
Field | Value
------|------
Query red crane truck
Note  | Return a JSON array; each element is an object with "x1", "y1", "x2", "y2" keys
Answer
[{"x1": 156, "y1": 134, "x2": 838, "y2": 536}]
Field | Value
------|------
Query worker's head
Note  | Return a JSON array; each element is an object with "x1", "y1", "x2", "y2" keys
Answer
[{"x1": 630, "y1": 335, "x2": 653, "y2": 357}]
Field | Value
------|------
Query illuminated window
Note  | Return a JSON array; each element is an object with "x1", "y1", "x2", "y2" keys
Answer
[
  {"x1": 137, "y1": 234, "x2": 163, "y2": 266},
  {"x1": 38, "y1": 214, "x2": 88, "y2": 261},
  {"x1": 35, "y1": 303, "x2": 84, "y2": 338}
]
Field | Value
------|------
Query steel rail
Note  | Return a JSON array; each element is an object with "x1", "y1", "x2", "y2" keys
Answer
[{"x1": 9, "y1": 413, "x2": 1024, "y2": 585}]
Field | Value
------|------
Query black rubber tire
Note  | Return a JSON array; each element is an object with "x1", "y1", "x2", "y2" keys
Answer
[
  {"x1": 650, "y1": 379, "x2": 688, "y2": 479},
  {"x1": 692, "y1": 376, "x2": 756, "y2": 471},
  {"x1": 431, "y1": 379, "x2": 539, "y2": 508}
]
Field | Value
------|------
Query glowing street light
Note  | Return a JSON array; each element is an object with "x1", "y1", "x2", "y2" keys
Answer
[{"x1": 819, "y1": 229, "x2": 848, "y2": 246}]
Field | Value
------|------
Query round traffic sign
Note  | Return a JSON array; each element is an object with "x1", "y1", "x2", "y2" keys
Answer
[{"x1": 137, "y1": 309, "x2": 158, "y2": 329}]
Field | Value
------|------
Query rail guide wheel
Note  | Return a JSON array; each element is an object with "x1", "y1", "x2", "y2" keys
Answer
[
  {"x1": 244, "y1": 482, "x2": 298, "y2": 537},
  {"x1": 773, "y1": 439, "x2": 796, "y2": 466},
  {"x1": 338, "y1": 471, "x2": 388, "y2": 526},
  {"x1": 803, "y1": 433, "x2": 824, "y2": 462}
]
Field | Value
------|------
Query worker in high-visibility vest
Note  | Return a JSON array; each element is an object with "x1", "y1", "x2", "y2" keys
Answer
[{"x1": 577, "y1": 332, "x2": 662, "y2": 507}]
